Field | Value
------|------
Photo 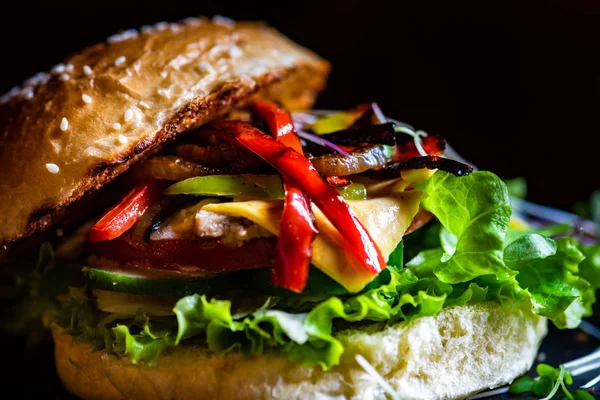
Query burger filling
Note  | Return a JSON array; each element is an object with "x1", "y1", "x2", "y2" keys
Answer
[{"x1": 29, "y1": 100, "x2": 600, "y2": 369}]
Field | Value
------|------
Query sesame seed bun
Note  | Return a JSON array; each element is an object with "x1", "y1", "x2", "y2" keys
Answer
[
  {"x1": 52, "y1": 301, "x2": 547, "y2": 400},
  {"x1": 0, "y1": 17, "x2": 329, "y2": 245}
]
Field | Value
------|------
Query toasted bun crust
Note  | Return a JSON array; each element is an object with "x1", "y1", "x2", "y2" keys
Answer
[
  {"x1": 0, "y1": 17, "x2": 329, "y2": 245},
  {"x1": 53, "y1": 302, "x2": 547, "y2": 400}
]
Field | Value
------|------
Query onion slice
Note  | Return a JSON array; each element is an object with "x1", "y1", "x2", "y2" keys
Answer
[{"x1": 297, "y1": 130, "x2": 351, "y2": 157}]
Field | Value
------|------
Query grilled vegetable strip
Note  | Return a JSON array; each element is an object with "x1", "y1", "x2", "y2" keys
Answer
[
  {"x1": 377, "y1": 155, "x2": 474, "y2": 178},
  {"x1": 316, "y1": 122, "x2": 396, "y2": 146},
  {"x1": 176, "y1": 143, "x2": 261, "y2": 171},
  {"x1": 210, "y1": 120, "x2": 385, "y2": 276},
  {"x1": 310, "y1": 144, "x2": 390, "y2": 177},
  {"x1": 88, "y1": 180, "x2": 167, "y2": 242},
  {"x1": 252, "y1": 99, "x2": 317, "y2": 292},
  {"x1": 135, "y1": 156, "x2": 222, "y2": 181}
]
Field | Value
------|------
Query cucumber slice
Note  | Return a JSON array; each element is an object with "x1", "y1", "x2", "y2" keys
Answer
[
  {"x1": 86, "y1": 266, "x2": 391, "y2": 299},
  {"x1": 85, "y1": 268, "x2": 241, "y2": 298}
]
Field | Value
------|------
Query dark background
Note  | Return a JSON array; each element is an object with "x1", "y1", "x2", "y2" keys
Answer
[
  {"x1": 1, "y1": 1, "x2": 600, "y2": 398},
  {"x1": 0, "y1": 0, "x2": 599, "y2": 210}
]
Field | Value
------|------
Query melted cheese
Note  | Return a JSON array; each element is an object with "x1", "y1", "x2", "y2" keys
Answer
[{"x1": 202, "y1": 191, "x2": 424, "y2": 292}]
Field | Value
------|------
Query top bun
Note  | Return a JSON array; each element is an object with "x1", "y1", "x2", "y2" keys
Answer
[{"x1": 0, "y1": 16, "x2": 329, "y2": 245}]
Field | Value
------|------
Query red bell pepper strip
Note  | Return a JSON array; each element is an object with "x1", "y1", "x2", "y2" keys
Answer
[
  {"x1": 393, "y1": 135, "x2": 445, "y2": 161},
  {"x1": 325, "y1": 176, "x2": 352, "y2": 188},
  {"x1": 210, "y1": 120, "x2": 385, "y2": 276},
  {"x1": 252, "y1": 99, "x2": 302, "y2": 151},
  {"x1": 252, "y1": 99, "x2": 317, "y2": 293},
  {"x1": 87, "y1": 180, "x2": 166, "y2": 243},
  {"x1": 272, "y1": 189, "x2": 317, "y2": 292}
]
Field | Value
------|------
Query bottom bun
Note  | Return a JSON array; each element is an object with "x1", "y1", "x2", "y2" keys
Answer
[{"x1": 53, "y1": 301, "x2": 547, "y2": 400}]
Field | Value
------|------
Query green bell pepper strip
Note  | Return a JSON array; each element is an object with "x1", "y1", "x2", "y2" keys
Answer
[
  {"x1": 165, "y1": 175, "x2": 367, "y2": 201},
  {"x1": 164, "y1": 175, "x2": 281, "y2": 198}
]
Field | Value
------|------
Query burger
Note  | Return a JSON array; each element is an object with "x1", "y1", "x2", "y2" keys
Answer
[{"x1": 0, "y1": 16, "x2": 597, "y2": 400}]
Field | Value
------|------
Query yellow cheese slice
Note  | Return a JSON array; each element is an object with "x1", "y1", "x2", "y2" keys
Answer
[{"x1": 202, "y1": 191, "x2": 424, "y2": 292}]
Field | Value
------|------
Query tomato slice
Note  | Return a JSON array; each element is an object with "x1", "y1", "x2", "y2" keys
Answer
[
  {"x1": 89, "y1": 233, "x2": 276, "y2": 275},
  {"x1": 88, "y1": 180, "x2": 167, "y2": 243}
]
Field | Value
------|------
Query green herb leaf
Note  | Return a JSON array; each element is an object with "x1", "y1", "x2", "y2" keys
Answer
[
  {"x1": 509, "y1": 376, "x2": 534, "y2": 394},
  {"x1": 573, "y1": 389, "x2": 595, "y2": 400},
  {"x1": 533, "y1": 375, "x2": 555, "y2": 397}
]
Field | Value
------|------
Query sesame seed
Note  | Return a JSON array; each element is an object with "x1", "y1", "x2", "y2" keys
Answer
[
  {"x1": 112, "y1": 123, "x2": 122, "y2": 130},
  {"x1": 155, "y1": 21, "x2": 169, "y2": 31},
  {"x1": 59, "y1": 73, "x2": 70, "y2": 81},
  {"x1": 124, "y1": 109, "x2": 134, "y2": 122},
  {"x1": 168, "y1": 54, "x2": 188, "y2": 70},
  {"x1": 117, "y1": 134, "x2": 128, "y2": 144},
  {"x1": 157, "y1": 88, "x2": 170, "y2": 98},
  {"x1": 182, "y1": 17, "x2": 202, "y2": 26},
  {"x1": 82, "y1": 94, "x2": 92, "y2": 104},
  {"x1": 114, "y1": 56, "x2": 126, "y2": 67},
  {"x1": 212, "y1": 15, "x2": 235, "y2": 28},
  {"x1": 132, "y1": 113, "x2": 142, "y2": 127},
  {"x1": 107, "y1": 29, "x2": 138, "y2": 44},
  {"x1": 197, "y1": 62, "x2": 216, "y2": 75},
  {"x1": 141, "y1": 25, "x2": 154, "y2": 34},
  {"x1": 228, "y1": 45, "x2": 243, "y2": 58},
  {"x1": 138, "y1": 101, "x2": 151, "y2": 109},
  {"x1": 60, "y1": 117, "x2": 69, "y2": 131},
  {"x1": 23, "y1": 87, "x2": 34, "y2": 99},
  {"x1": 83, "y1": 65, "x2": 93, "y2": 76},
  {"x1": 65, "y1": 64, "x2": 75, "y2": 73},
  {"x1": 46, "y1": 163, "x2": 60, "y2": 174},
  {"x1": 51, "y1": 64, "x2": 66, "y2": 74},
  {"x1": 24, "y1": 72, "x2": 50, "y2": 87},
  {"x1": 0, "y1": 87, "x2": 19, "y2": 105},
  {"x1": 160, "y1": 70, "x2": 169, "y2": 79}
]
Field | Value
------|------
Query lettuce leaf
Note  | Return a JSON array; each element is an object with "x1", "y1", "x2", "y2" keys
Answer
[
  {"x1": 169, "y1": 268, "x2": 464, "y2": 369},
  {"x1": 113, "y1": 325, "x2": 174, "y2": 366},
  {"x1": 410, "y1": 171, "x2": 596, "y2": 329},
  {"x1": 420, "y1": 171, "x2": 513, "y2": 283},
  {"x1": 505, "y1": 235, "x2": 590, "y2": 328},
  {"x1": 579, "y1": 243, "x2": 600, "y2": 290}
]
